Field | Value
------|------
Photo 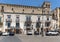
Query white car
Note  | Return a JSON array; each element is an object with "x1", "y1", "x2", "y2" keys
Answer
[
  {"x1": 46, "y1": 31, "x2": 59, "y2": 36},
  {"x1": 2, "y1": 32, "x2": 9, "y2": 36},
  {"x1": 27, "y1": 30, "x2": 33, "y2": 35}
]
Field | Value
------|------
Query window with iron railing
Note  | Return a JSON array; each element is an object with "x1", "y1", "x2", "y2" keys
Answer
[
  {"x1": 36, "y1": 17, "x2": 41, "y2": 28},
  {"x1": 25, "y1": 16, "x2": 32, "y2": 27}
]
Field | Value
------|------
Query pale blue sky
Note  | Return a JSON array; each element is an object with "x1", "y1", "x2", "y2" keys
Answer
[{"x1": 0, "y1": 0, "x2": 60, "y2": 10}]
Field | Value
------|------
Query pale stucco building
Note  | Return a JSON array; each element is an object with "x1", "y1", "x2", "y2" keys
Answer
[{"x1": 0, "y1": 1, "x2": 58, "y2": 34}]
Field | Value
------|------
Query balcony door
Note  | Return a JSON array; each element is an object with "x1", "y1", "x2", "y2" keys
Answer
[{"x1": 7, "y1": 22, "x2": 11, "y2": 28}]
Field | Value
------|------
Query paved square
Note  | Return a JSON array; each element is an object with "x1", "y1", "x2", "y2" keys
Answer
[{"x1": 0, "y1": 34, "x2": 60, "y2": 42}]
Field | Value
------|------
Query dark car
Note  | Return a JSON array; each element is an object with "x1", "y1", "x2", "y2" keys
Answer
[
  {"x1": 9, "y1": 32, "x2": 15, "y2": 36},
  {"x1": 34, "y1": 31, "x2": 39, "y2": 35},
  {"x1": 0, "y1": 31, "x2": 2, "y2": 36}
]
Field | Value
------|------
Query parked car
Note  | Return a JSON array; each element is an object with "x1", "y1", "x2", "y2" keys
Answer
[
  {"x1": 2, "y1": 32, "x2": 9, "y2": 36},
  {"x1": 0, "y1": 31, "x2": 2, "y2": 36},
  {"x1": 9, "y1": 32, "x2": 15, "y2": 36},
  {"x1": 34, "y1": 31, "x2": 39, "y2": 35},
  {"x1": 27, "y1": 30, "x2": 33, "y2": 35},
  {"x1": 45, "y1": 30, "x2": 59, "y2": 36}
]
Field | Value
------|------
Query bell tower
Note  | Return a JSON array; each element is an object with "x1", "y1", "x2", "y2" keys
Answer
[{"x1": 42, "y1": 0, "x2": 51, "y2": 14}]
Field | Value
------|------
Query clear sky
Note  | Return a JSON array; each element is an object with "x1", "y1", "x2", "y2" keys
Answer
[{"x1": 0, "y1": 0, "x2": 60, "y2": 10}]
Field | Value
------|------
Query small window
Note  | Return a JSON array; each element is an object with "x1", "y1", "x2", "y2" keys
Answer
[
  {"x1": 32, "y1": 10, "x2": 34, "y2": 12},
  {"x1": 12, "y1": 8, "x2": 13, "y2": 11},
  {"x1": 23, "y1": 9, "x2": 24, "y2": 11},
  {"x1": 46, "y1": 4, "x2": 50, "y2": 8},
  {"x1": 47, "y1": 17, "x2": 49, "y2": 20},
  {"x1": 1, "y1": 6, "x2": 4, "y2": 10},
  {"x1": 38, "y1": 17, "x2": 40, "y2": 21},
  {"x1": 1, "y1": 6, "x2": 4, "y2": 12}
]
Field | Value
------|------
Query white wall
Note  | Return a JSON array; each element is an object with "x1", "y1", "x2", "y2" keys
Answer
[{"x1": 3, "y1": 13, "x2": 52, "y2": 32}]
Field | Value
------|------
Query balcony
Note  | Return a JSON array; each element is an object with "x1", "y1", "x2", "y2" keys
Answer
[
  {"x1": 45, "y1": 20, "x2": 51, "y2": 22},
  {"x1": 25, "y1": 21, "x2": 32, "y2": 25}
]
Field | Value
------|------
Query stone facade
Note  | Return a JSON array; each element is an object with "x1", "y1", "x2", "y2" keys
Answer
[{"x1": 0, "y1": 1, "x2": 59, "y2": 34}]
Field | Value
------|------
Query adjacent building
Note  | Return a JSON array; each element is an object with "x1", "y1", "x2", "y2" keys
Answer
[{"x1": 52, "y1": 7, "x2": 60, "y2": 31}]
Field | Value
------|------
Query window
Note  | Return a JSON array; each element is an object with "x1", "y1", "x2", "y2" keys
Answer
[
  {"x1": 23, "y1": 9, "x2": 24, "y2": 11},
  {"x1": 32, "y1": 10, "x2": 34, "y2": 12},
  {"x1": 12, "y1": 8, "x2": 13, "y2": 11},
  {"x1": 1, "y1": 6, "x2": 4, "y2": 12},
  {"x1": 7, "y1": 15, "x2": 11, "y2": 19},
  {"x1": 1, "y1": 6, "x2": 4, "y2": 10},
  {"x1": 16, "y1": 23, "x2": 20, "y2": 28},
  {"x1": 22, "y1": 9, "x2": 24, "y2": 13},
  {"x1": 6, "y1": 15, "x2": 11, "y2": 28},
  {"x1": 16, "y1": 15, "x2": 20, "y2": 28},
  {"x1": 45, "y1": 22, "x2": 50, "y2": 27},
  {"x1": 47, "y1": 17, "x2": 49, "y2": 20},
  {"x1": 25, "y1": 16, "x2": 31, "y2": 27},
  {"x1": 42, "y1": 10, "x2": 45, "y2": 14},
  {"x1": 16, "y1": 16, "x2": 19, "y2": 22},
  {"x1": 38, "y1": 17, "x2": 40, "y2": 21},
  {"x1": 46, "y1": 4, "x2": 50, "y2": 8},
  {"x1": 26, "y1": 16, "x2": 31, "y2": 21},
  {"x1": 36, "y1": 22, "x2": 40, "y2": 28},
  {"x1": 7, "y1": 22, "x2": 11, "y2": 28}
]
